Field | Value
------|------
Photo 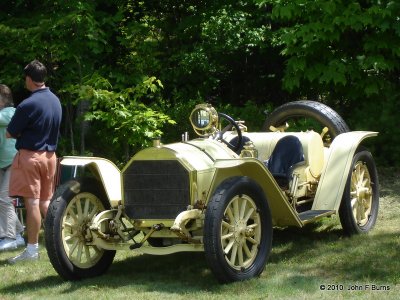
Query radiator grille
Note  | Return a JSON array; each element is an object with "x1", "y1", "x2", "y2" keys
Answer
[{"x1": 123, "y1": 160, "x2": 190, "y2": 219}]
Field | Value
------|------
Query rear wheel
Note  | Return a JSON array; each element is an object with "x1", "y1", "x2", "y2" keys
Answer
[
  {"x1": 339, "y1": 148, "x2": 379, "y2": 235},
  {"x1": 204, "y1": 177, "x2": 272, "y2": 283},
  {"x1": 44, "y1": 178, "x2": 116, "y2": 280}
]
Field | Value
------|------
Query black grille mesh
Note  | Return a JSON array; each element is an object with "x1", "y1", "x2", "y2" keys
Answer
[{"x1": 123, "y1": 160, "x2": 190, "y2": 219}]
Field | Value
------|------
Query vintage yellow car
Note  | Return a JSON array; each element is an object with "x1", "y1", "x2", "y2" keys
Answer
[{"x1": 45, "y1": 100, "x2": 379, "y2": 283}]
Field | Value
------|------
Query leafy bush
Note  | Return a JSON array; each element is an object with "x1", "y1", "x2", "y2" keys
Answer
[{"x1": 63, "y1": 74, "x2": 175, "y2": 164}]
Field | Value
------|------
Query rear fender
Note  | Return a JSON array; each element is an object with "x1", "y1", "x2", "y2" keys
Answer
[
  {"x1": 208, "y1": 158, "x2": 302, "y2": 227},
  {"x1": 312, "y1": 131, "x2": 378, "y2": 211},
  {"x1": 58, "y1": 156, "x2": 122, "y2": 208}
]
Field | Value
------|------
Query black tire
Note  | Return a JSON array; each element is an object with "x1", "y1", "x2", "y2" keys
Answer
[
  {"x1": 262, "y1": 100, "x2": 350, "y2": 145},
  {"x1": 44, "y1": 178, "x2": 116, "y2": 280},
  {"x1": 204, "y1": 177, "x2": 273, "y2": 283},
  {"x1": 339, "y1": 148, "x2": 379, "y2": 235}
]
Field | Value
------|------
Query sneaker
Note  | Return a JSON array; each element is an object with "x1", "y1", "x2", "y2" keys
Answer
[
  {"x1": 0, "y1": 238, "x2": 18, "y2": 251},
  {"x1": 16, "y1": 234, "x2": 25, "y2": 247},
  {"x1": 8, "y1": 249, "x2": 39, "y2": 264}
]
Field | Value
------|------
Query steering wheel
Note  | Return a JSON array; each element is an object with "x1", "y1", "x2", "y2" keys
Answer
[{"x1": 213, "y1": 112, "x2": 243, "y2": 152}]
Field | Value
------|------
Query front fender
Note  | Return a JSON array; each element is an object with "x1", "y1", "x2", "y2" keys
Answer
[
  {"x1": 59, "y1": 156, "x2": 122, "y2": 207},
  {"x1": 312, "y1": 131, "x2": 378, "y2": 211},
  {"x1": 208, "y1": 158, "x2": 303, "y2": 227}
]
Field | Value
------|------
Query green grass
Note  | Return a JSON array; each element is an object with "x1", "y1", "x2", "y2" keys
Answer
[{"x1": 1, "y1": 168, "x2": 399, "y2": 299}]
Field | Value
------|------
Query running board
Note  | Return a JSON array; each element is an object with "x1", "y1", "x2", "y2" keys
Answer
[{"x1": 298, "y1": 210, "x2": 335, "y2": 224}]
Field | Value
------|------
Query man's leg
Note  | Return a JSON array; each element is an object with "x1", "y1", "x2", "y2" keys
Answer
[
  {"x1": 39, "y1": 199, "x2": 50, "y2": 219},
  {"x1": 24, "y1": 198, "x2": 41, "y2": 244},
  {"x1": 8, "y1": 197, "x2": 40, "y2": 263}
]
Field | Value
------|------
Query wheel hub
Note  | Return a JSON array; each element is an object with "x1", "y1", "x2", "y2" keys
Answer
[
  {"x1": 356, "y1": 186, "x2": 369, "y2": 199},
  {"x1": 356, "y1": 186, "x2": 371, "y2": 209},
  {"x1": 233, "y1": 220, "x2": 247, "y2": 243},
  {"x1": 351, "y1": 162, "x2": 373, "y2": 226},
  {"x1": 220, "y1": 194, "x2": 263, "y2": 271},
  {"x1": 62, "y1": 192, "x2": 106, "y2": 268},
  {"x1": 230, "y1": 210, "x2": 257, "y2": 247},
  {"x1": 78, "y1": 221, "x2": 90, "y2": 241}
]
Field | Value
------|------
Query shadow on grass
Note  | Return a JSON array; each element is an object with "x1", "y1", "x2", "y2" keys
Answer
[
  {"x1": 0, "y1": 221, "x2": 398, "y2": 296},
  {"x1": 0, "y1": 252, "x2": 221, "y2": 296},
  {"x1": 271, "y1": 221, "x2": 400, "y2": 282},
  {"x1": 0, "y1": 273, "x2": 65, "y2": 294}
]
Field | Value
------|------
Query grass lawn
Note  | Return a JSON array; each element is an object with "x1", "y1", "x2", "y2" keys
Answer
[{"x1": 0, "y1": 168, "x2": 399, "y2": 299}]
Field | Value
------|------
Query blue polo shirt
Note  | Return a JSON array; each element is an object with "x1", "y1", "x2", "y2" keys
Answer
[{"x1": 7, "y1": 87, "x2": 62, "y2": 151}]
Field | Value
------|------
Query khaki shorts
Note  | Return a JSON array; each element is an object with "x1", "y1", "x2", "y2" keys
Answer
[{"x1": 9, "y1": 149, "x2": 57, "y2": 200}]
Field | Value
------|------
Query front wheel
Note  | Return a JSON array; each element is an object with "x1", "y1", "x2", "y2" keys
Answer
[
  {"x1": 44, "y1": 178, "x2": 116, "y2": 280},
  {"x1": 339, "y1": 148, "x2": 379, "y2": 235},
  {"x1": 204, "y1": 177, "x2": 273, "y2": 283}
]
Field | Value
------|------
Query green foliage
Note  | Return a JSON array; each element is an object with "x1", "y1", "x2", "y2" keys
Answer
[
  {"x1": 256, "y1": 0, "x2": 400, "y2": 165},
  {"x1": 0, "y1": 1, "x2": 119, "y2": 91},
  {"x1": 217, "y1": 101, "x2": 273, "y2": 131},
  {"x1": 0, "y1": 1, "x2": 176, "y2": 162},
  {"x1": 201, "y1": 7, "x2": 266, "y2": 53},
  {"x1": 65, "y1": 74, "x2": 175, "y2": 155},
  {"x1": 349, "y1": 93, "x2": 400, "y2": 166},
  {"x1": 159, "y1": 98, "x2": 201, "y2": 144},
  {"x1": 128, "y1": 1, "x2": 281, "y2": 106},
  {"x1": 1, "y1": 1, "x2": 400, "y2": 165},
  {"x1": 258, "y1": 0, "x2": 400, "y2": 102}
]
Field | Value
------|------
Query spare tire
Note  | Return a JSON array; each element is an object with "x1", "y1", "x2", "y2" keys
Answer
[{"x1": 262, "y1": 100, "x2": 349, "y2": 146}]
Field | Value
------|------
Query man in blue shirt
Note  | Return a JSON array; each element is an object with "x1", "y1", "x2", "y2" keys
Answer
[{"x1": 6, "y1": 60, "x2": 62, "y2": 263}]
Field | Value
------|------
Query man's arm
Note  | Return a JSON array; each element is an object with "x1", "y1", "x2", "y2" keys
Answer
[{"x1": 6, "y1": 130, "x2": 15, "y2": 139}]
